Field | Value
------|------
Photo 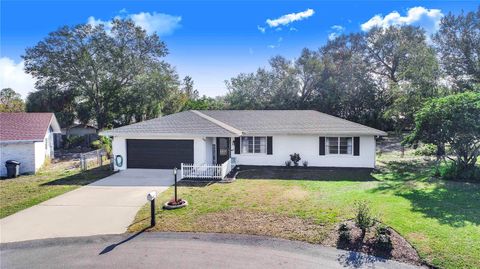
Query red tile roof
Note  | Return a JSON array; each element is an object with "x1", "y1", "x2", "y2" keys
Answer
[{"x1": 0, "y1": 113, "x2": 55, "y2": 142}]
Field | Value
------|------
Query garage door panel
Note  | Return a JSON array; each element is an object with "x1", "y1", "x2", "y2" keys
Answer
[{"x1": 126, "y1": 139, "x2": 193, "y2": 169}]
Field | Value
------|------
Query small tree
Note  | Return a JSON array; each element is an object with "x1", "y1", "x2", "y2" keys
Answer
[
  {"x1": 406, "y1": 92, "x2": 480, "y2": 180},
  {"x1": 0, "y1": 88, "x2": 25, "y2": 112},
  {"x1": 354, "y1": 200, "x2": 374, "y2": 239}
]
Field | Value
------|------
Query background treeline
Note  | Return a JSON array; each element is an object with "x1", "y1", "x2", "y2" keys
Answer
[
  {"x1": 224, "y1": 8, "x2": 479, "y2": 133},
  {"x1": 1, "y1": 8, "x2": 475, "y2": 133}
]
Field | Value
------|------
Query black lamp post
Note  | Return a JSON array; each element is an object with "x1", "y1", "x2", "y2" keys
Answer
[{"x1": 174, "y1": 167, "x2": 178, "y2": 202}]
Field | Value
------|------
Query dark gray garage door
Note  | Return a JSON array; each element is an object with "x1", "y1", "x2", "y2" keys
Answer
[{"x1": 126, "y1": 139, "x2": 194, "y2": 169}]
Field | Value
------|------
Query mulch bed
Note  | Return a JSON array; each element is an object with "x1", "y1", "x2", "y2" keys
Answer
[{"x1": 323, "y1": 220, "x2": 423, "y2": 266}]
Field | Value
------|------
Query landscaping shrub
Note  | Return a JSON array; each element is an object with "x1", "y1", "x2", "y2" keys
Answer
[
  {"x1": 99, "y1": 136, "x2": 112, "y2": 157},
  {"x1": 302, "y1": 160, "x2": 308, "y2": 167},
  {"x1": 285, "y1": 160, "x2": 292, "y2": 167},
  {"x1": 413, "y1": 143, "x2": 437, "y2": 156},
  {"x1": 375, "y1": 224, "x2": 392, "y2": 250},
  {"x1": 90, "y1": 140, "x2": 101, "y2": 149},
  {"x1": 440, "y1": 162, "x2": 480, "y2": 182},
  {"x1": 338, "y1": 223, "x2": 351, "y2": 243},
  {"x1": 65, "y1": 135, "x2": 85, "y2": 149},
  {"x1": 354, "y1": 200, "x2": 374, "y2": 237},
  {"x1": 290, "y1": 153, "x2": 301, "y2": 167}
]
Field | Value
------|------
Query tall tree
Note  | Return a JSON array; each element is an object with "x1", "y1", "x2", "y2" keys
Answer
[
  {"x1": 25, "y1": 84, "x2": 77, "y2": 127},
  {"x1": 0, "y1": 88, "x2": 25, "y2": 112},
  {"x1": 433, "y1": 8, "x2": 480, "y2": 91},
  {"x1": 181, "y1": 76, "x2": 199, "y2": 100},
  {"x1": 23, "y1": 19, "x2": 179, "y2": 129}
]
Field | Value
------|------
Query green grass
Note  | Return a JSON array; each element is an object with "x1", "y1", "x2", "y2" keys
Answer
[
  {"x1": 129, "y1": 152, "x2": 480, "y2": 269},
  {"x1": 0, "y1": 161, "x2": 113, "y2": 218}
]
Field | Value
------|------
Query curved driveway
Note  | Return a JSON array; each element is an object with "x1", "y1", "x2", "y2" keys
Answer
[
  {"x1": 1, "y1": 232, "x2": 424, "y2": 269},
  {"x1": 0, "y1": 169, "x2": 174, "y2": 243}
]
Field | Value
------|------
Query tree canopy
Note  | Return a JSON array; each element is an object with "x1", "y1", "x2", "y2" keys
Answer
[
  {"x1": 406, "y1": 92, "x2": 480, "y2": 179},
  {"x1": 23, "y1": 19, "x2": 182, "y2": 128},
  {"x1": 0, "y1": 88, "x2": 25, "y2": 112}
]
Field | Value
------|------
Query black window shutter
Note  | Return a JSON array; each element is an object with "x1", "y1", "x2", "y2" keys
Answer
[
  {"x1": 354, "y1": 137, "x2": 360, "y2": 156},
  {"x1": 234, "y1": 137, "x2": 240, "y2": 154},
  {"x1": 319, "y1": 137, "x2": 325, "y2": 155},
  {"x1": 267, "y1": 136, "x2": 273, "y2": 155}
]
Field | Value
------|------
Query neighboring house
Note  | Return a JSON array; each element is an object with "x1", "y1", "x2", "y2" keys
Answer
[
  {"x1": 0, "y1": 113, "x2": 61, "y2": 176},
  {"x1": 101, "y1": 110, "x2": 387, "y2": 177},
  {"x1": 55, "y1": 124, "x2": 98, "y2": 149}
]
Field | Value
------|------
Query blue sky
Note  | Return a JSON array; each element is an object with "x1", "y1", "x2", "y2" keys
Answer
[{"x1": 1, "y1": 0, "x2": 478, "y2": 98}]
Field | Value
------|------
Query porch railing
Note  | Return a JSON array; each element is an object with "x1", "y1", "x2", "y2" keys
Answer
[{"x1": 181, "y1": 158, "x2": 232, "y2": 179}]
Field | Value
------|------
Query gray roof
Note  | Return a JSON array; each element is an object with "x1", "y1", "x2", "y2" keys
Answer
[{"x1": 101, "y1": 110, "x2": 387, "y2": 137}]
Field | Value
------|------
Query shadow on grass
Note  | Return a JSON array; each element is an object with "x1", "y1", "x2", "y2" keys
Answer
[
  {"x1": 373, "y1": 159, "x2": 480, "y2": 227},
  {"x1": 236, "y1": 166, "x2": 376, "y2": 181},
  {"x1": 41, "y1": 165, "x2": 113, "y2": 186}
]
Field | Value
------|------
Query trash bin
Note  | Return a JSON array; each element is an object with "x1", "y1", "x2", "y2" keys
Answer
[{"x1": 5, "y1": 160, "x2": 20, "y2": 178}]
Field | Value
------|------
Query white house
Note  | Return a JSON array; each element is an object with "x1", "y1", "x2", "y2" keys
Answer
[
  {"x1": 0, "y1": 113, "x2": 61, "y2": 176},
  {"x1": 101, "y1": 110, "x2": 387, "y2": 178}
]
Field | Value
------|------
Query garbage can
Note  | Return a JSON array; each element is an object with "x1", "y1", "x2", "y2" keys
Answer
[{"x1": 5, "y1": 160, "x2": 20, "y2": 178}]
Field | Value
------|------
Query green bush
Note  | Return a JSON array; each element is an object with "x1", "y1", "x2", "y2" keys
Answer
[
  {"x1": 99, "y1": 136, "x2": 112, "y2": 157},
  {"x1": 354, "y1": 200, "x2": 374, "y2": 235},
  {"x1": 65, "y1": 135, "x2": 85, "y2": 149},
  {"x1": 413, "y1": 143, "x2": 437, "y2": 156},
  {"x1": 375, "y1": 224, "x2": 392, "y2": 250},
  {"x1": 440, "y1": 162, "x2": 480, "y2": 182},
  {"x1": 90, "y1": 140, "x2": 101, "y2": 149},
  {"x1": 338, "y1": 223, "x2": 351, "y2": 243}
]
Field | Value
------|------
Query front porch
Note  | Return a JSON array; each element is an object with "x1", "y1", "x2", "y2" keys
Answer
[{"x1": 180, "y1": 158, "x2": 235, "y2": 180}]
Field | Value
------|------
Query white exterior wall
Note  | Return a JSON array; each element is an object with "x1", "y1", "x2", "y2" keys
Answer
[
  {"x1": 111, "y1": 136, "x2": 210, "y2": 171},
  {"x1": 205, "y1": 137, "x2": 214, "y2": 164},
  {"x1": 110, "y1": 134, "x2": 377, "y2": 171},
  {"x1": 0, "y1": 143, "x2": 36, "y2": 176},
  {"x1": 34, "y1": 141, "x2": 47, "y2": 171},
  {"x1": 233, "y1": 135, "x2": 376, "y2": 168}
]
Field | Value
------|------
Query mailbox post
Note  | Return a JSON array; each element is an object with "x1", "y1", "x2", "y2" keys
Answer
[
  {"x1": 147, "y1": 191, "x2": 157, "y2": 227},
  {"x1": 173, "y1": 167, "x2": 178, "y2": 202}
]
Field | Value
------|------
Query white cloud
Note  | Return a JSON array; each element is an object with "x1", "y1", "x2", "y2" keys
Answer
[
  {"x1": 289, "y1": 27, "x2": 298, "y2": 32},
  {"x1": 257, "y1": 25, "x2": 266, "y2": 33},
  {"x1": 266, "y1": 8, "x2": 315, "y2": 28},
  {"x1": 129, "y1": 12, "x2": 181, "y2": 35},
  {"x1": 87, "y1": 11, "x2": 182, "y2": 36},
  {"x1": 328, "y1": 25, "x2": 345, "y2": 40},
  {"x1": 267, "y1": 44, "x2": 278, "y2": 49},
  {"x1": 361, "y1": 6, "x2": 443, "y2": 34},
  {"x1": 0, "y1": 57, "x2": 36, "y2": 99}
]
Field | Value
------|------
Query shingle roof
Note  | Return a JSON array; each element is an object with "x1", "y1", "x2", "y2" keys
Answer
[
  {"x1": 102, "y1": 110, "x2": 387, "y2": 137},
  {"x1": 201, "y1": 110, "x2": 387, "y2": 135},
  {"x1": 101, "y1": 111, "x2": 240, "y2": 137},
  {"x1": 0, "y1": 113, "x2": 61, "y2": 142}
]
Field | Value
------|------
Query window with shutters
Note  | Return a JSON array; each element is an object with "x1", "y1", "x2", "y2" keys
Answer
[
  {"x1": 241, "y1": 136, "x2": 267, "y2": 154},
  {"x1": 326, "y1": 137, "x2": 353, "y2": 155}
]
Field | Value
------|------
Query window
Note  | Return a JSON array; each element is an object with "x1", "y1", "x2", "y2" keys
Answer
[
  {"x1": 327, "y1": 137, "x2": 352, "y2": 155},
  {"x1": 241, "y1": 136, "x2": 267, "y2": 154}
]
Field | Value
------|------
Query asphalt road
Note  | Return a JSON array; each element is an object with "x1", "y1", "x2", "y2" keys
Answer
[{"x1": 0, "y1": 232, "x2": 424, "y2": 269}]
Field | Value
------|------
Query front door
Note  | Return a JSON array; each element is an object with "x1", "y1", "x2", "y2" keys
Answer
[{"x1": 216, "y1": 137, "x2": 231, "y2": 164}]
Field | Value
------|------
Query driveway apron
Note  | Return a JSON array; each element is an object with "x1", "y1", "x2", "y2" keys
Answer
[{"x1": 0, "y1": 169, "x2": 174, "y2": 243}]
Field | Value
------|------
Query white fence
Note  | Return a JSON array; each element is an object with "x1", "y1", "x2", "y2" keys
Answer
[{"x1": 181, "y1": 158, "x2": 232, "y2": 179}]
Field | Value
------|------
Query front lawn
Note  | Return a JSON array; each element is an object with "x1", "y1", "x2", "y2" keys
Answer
[
  {"x1": 0, "y1": 161, "x2": 113, "y2": 218},
  {"x1": 129, "y1": 153, "x2": 480, "y2": 269}
]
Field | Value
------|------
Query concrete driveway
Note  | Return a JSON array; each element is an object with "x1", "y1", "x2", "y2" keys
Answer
[{"x1": 0, "y1": 169, "x2": 174, "y2": 243}]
